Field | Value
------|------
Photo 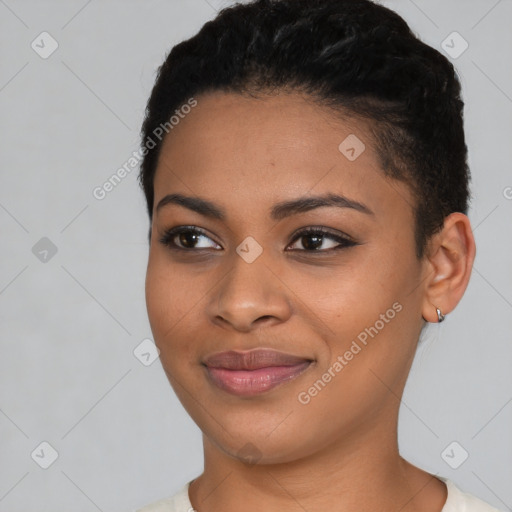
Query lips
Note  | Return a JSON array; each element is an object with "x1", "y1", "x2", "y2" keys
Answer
[
  {"x1": 202, "y1": 349, "x2": 313, "y2": 396},
  {"x1": 203, "y1": 349, "x2": 312, "y2": 370}
]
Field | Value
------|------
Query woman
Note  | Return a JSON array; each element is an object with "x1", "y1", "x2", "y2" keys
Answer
[{"x1": 135, "y1": 0, "x2": 500, "y2": 510}]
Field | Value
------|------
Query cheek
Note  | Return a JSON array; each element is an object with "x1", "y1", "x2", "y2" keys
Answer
[
  {"x1": 145, "y1": 252, "x2": 212, "y2": 375},
  {"x1": 145, "y1": 255, "x2": 189, "y2": 345},
  {"x1": 289, "y1": 255, "x2": 395, "y2": 327},
  {"x1": 296, "y1": 249, "x2": 419, "y2": 369},
  {"x1": 145, "y1": 257, "x2": 169, "y2": 333}
]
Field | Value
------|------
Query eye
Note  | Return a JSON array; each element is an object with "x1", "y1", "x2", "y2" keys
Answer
[
  {"x1": 158, "y1": 225, "x2": 358, "y2": 253},
  {"x1": 158, "y1": 226, "x2": 221, "y2": 251},
  {"x1": 287, "y1": 227, "x2": 357, "y2": 252}
]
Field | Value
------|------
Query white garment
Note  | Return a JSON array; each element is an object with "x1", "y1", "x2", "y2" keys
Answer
[{"x1": 136, "y1": 476, "x2": 503, "y2": 512}]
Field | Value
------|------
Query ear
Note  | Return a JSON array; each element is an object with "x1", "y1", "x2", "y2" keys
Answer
[{"x1": 421, "y1": 212, "x2": 476, "y2": 323}]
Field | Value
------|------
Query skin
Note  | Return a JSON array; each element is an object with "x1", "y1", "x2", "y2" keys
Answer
[{"x1": 145, "y1": 90, "x2": 476, "y2": 512}]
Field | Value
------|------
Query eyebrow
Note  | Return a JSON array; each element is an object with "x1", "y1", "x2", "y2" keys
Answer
[{"x1": 155, "y1": 192, "x2": 374, "y2": 221}]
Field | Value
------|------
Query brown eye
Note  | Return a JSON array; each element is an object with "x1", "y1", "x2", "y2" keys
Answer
[
  {"x1": 158, "y1": 225, "x2": 357, "y2": 253},
  {"x1": 159, "y1": 226, "x2": 221, "y2": 251},
  {"x1": 287, "y1": 227, "x2": 357, "y2": 252}
]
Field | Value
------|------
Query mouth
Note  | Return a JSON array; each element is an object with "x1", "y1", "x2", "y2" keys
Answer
[{"x1": 202, "y1": 349, "x2": 313, "y2": 396}]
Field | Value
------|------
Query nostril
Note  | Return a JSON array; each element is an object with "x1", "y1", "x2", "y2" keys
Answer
[{"x1": 255, "y1": 315, "x2": 277, "y2": 327}]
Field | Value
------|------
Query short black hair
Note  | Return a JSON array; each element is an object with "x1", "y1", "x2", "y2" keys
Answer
[{"x1": 138, "y1": 0, "x2": 470, "y2": 259}]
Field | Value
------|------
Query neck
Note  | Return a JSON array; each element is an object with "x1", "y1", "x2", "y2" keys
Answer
[{"x1": 188, "y1": 411, "x2": 446, "y2": 512}]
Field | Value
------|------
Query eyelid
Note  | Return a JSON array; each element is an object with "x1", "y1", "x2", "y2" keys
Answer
[{"x1": 288, "y1": 225, "x2": 355, "y2": 243}]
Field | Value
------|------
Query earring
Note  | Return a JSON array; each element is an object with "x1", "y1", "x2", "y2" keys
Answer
[{"x1": 436, "y1": 307, "x2": 445, "y2": 323}]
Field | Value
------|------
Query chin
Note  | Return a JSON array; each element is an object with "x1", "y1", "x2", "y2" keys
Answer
[{"x1": 207, "y1": 426, "x2": 318, "y2": 466}]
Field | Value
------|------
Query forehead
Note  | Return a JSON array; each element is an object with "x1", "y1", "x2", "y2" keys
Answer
[
  {"x1": 153, "y1": 90, "x2": 414, "y2": 222},
  {"x1": 157, "y1": 90, "x2": 365, "y2": 171}
]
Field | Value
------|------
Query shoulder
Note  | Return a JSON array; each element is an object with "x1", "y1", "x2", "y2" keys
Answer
[
  {"x1": 134, "y1": 477, "x2": 503, "y2": 512},
  {"x1": 135, "y1": 481, "x2": 194, "y2": 512},
  {"x1": 441, "y1": 478, "x2": 503, "y2": 512}
]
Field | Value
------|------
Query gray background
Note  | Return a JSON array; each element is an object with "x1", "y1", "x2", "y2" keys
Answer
[{"x1": 0, "y1": 0, "x2": 511, "y2": 511}]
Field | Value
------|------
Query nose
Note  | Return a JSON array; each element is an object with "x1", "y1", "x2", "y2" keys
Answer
[{"x1": 208, "y1": 252, "x2": 292, "y2": 332}]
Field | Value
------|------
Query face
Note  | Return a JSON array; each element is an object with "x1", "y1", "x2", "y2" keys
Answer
[{"x1": 145, "y1": 90, "x2": 429, "y2": 464}]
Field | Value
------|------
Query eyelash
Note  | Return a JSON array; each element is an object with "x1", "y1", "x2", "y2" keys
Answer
[{"x1": 158, "y1": 225, "x2": 358, "y2": 253}]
